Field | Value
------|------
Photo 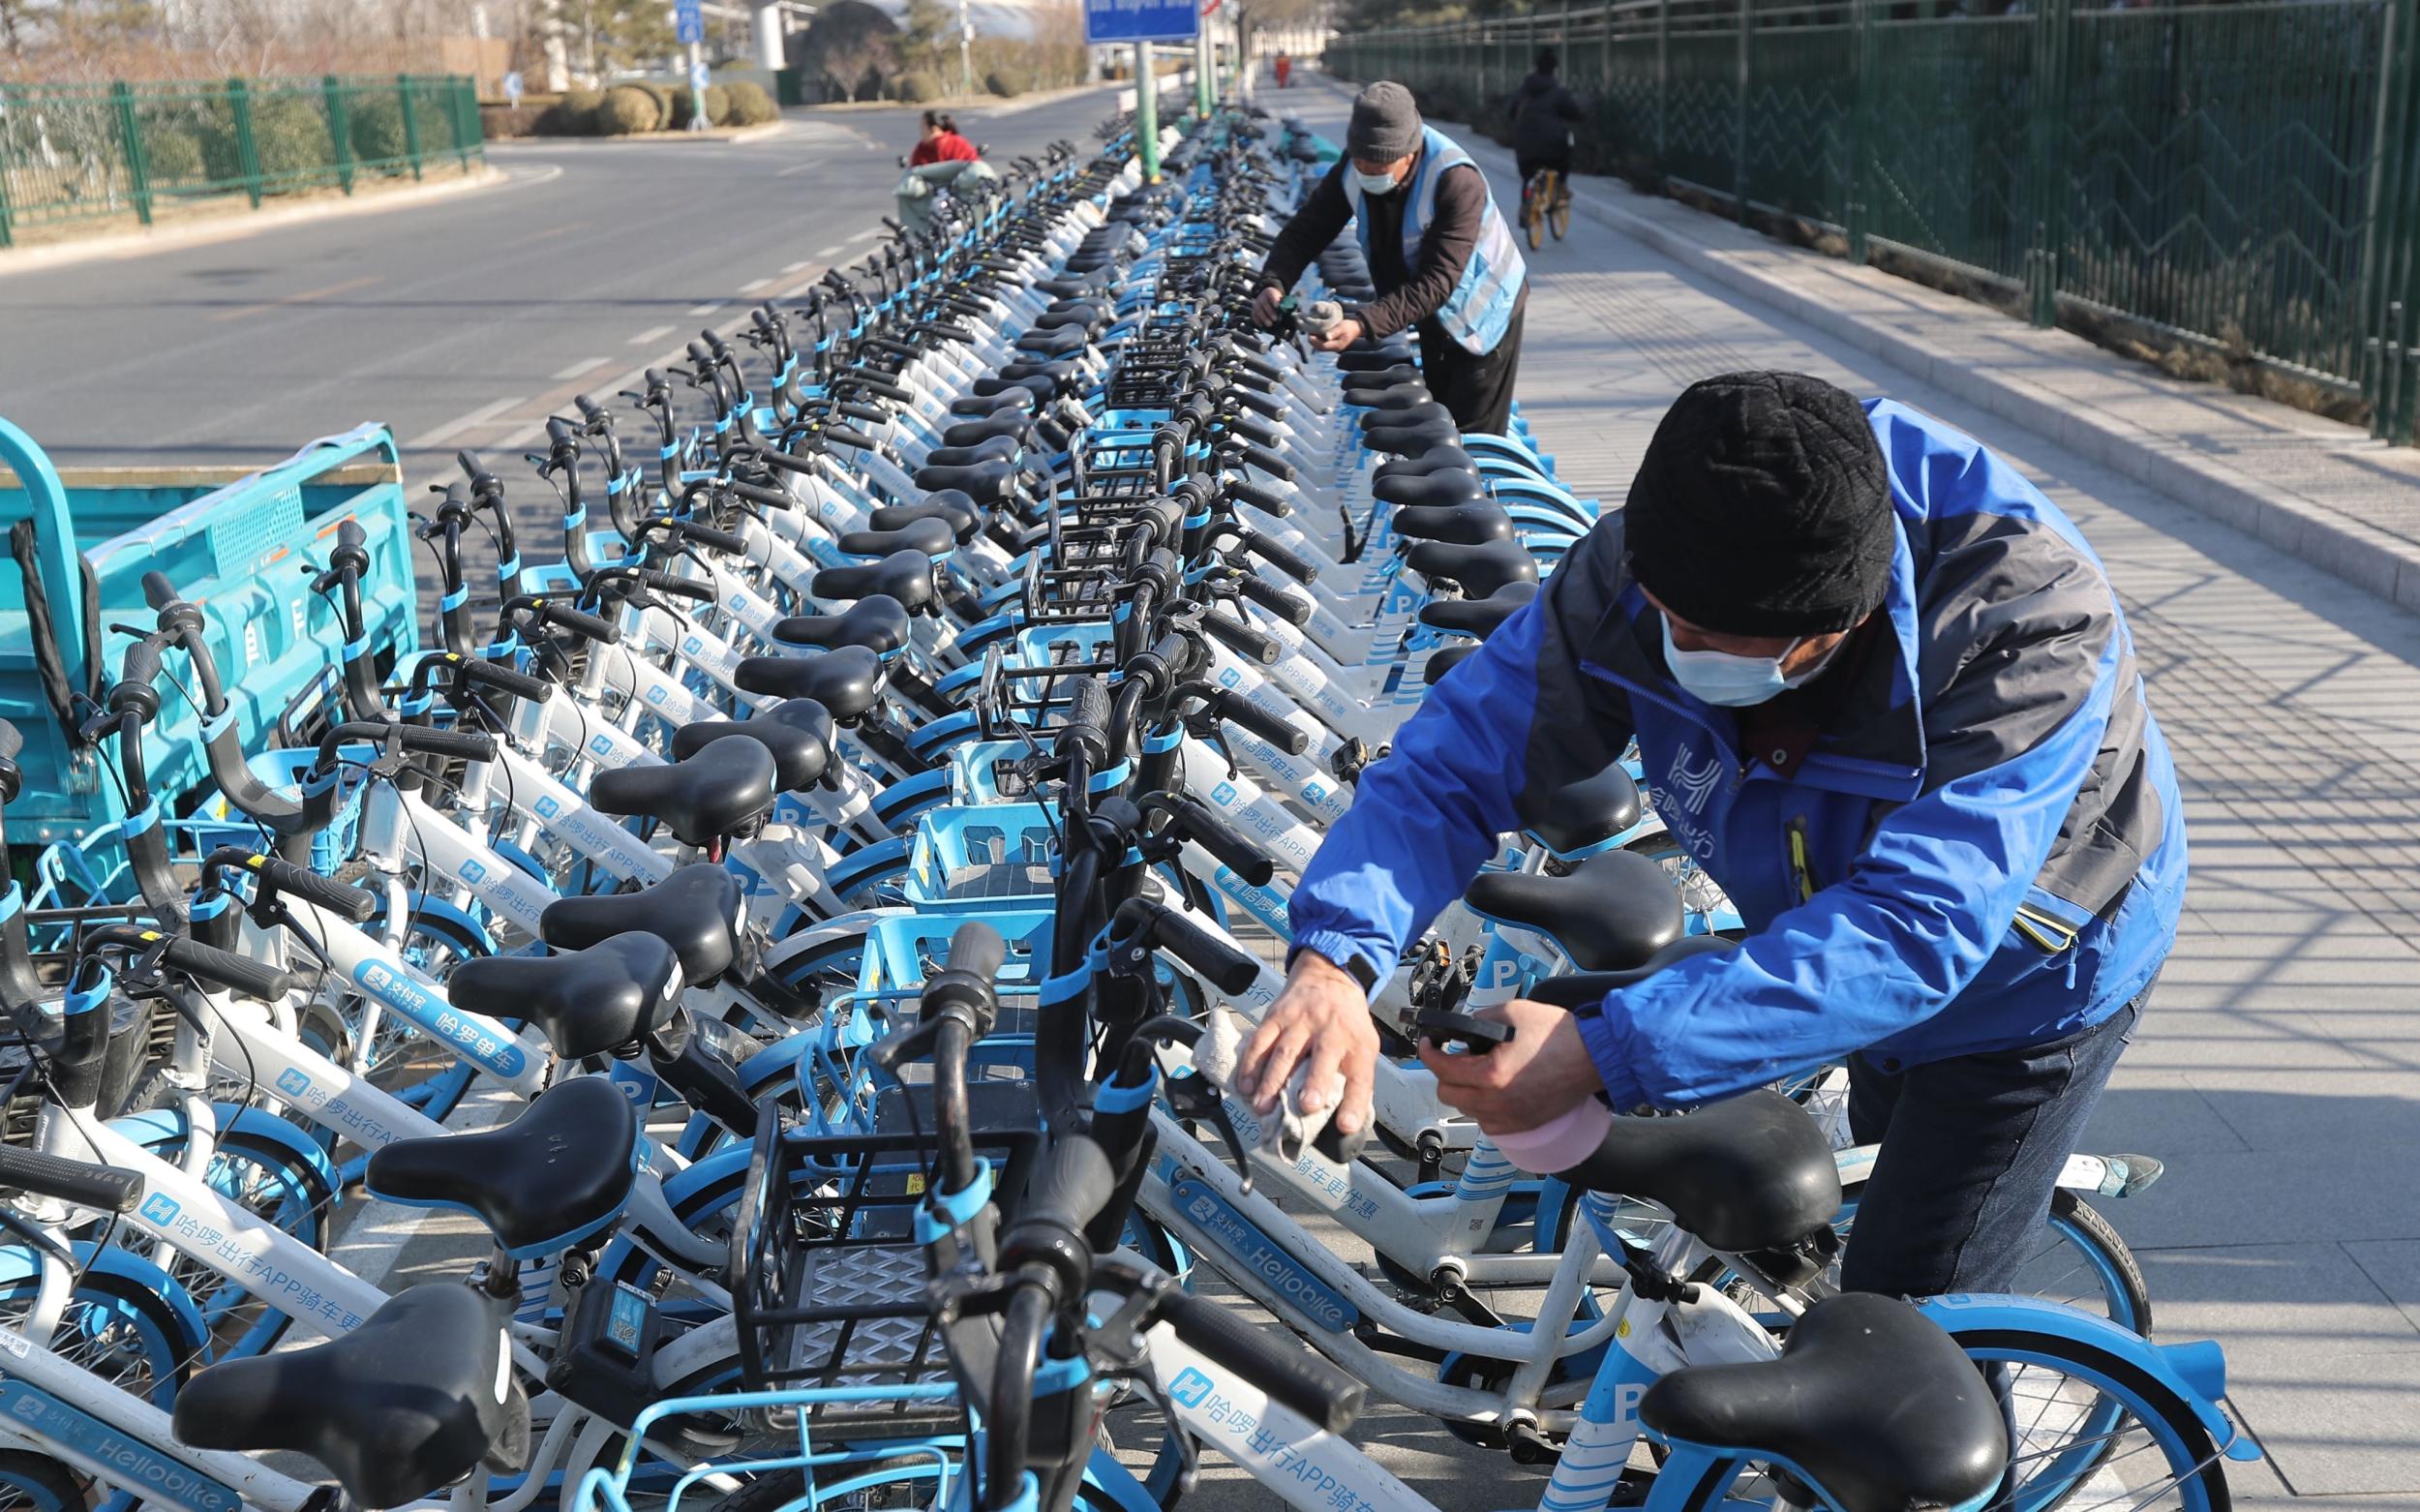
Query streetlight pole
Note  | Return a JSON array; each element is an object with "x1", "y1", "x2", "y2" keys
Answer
[
  {"x1": 1134, "y1": 41, "x2": 1159, "y2": 181},
  {"x1": 958, "y1": 0, "x2": 974, "y2": 97}
]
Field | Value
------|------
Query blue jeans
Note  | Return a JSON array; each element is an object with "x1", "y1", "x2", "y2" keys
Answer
[{"x1": 1838, "y1": 990, "x2": 2144, "y2": 1299}]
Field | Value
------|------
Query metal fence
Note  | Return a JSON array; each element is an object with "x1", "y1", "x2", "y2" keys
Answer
[
  {"x1": 0, "y1": 74, "x2": 485, "y2": 248},
  {"x1": 1327, "y1": 0, "x2": 2420, "y2": 443}
]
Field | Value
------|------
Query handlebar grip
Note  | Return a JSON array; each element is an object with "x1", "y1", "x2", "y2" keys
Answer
[
  {"x1": 728, "y1": 480, "x2": 795, "y2": 511},
  {"x1": 1016, "y1": 1135, "x2": 1117, "y2": 1241},
  {"x1": 823, "y1": 425, "x2": 877, "y2": 451},
  {"x1": 941, "y1": 920, "x2": 1007, "y2": 985},
  {"x1": 850, "y1": 377, "x2": 915, "y2": 404},
  {"x1": 161, "y1": 938, "x2": 294, "y2": 1002},
  {"x1": 754, "y1": 448, "x2": 818, "y2": 475},
  {"x1": 1057, "y1": 676, "x2": 1110, "y2": 761},
  {"x1": 638, "y1": 569, "x2": 715, "y2": 602},
  {"x1": 536, "y1": 602, "x2": 620, "y2": 645},
  {"x1": 0, "y1": 1143, "x2": 144, "y2": 1215},
  {"x1": 1239, "y1": 445, "x2": 1296, "y2": 483},
  {"x1": 142, "y1": 571, "x2": 179, "y2": 611},
  {"x1": 1219, "y1": 694, "x2": 1313, "y2": 757},
  {"x1": 1167, "y1": 795, "x2": 1276, "y2": 888},
  {"x1": 1117, "y1": 899, "x2": 1260, "y2": 996},
  {"x1": 676, "y1": 522, "x2": 748, "y2": 555},
  {"x1": 0, "y1": 720, "x2": 20, "y2": 760},
  {"x1": 837, "y1": 402, "x2": 890, "y2": 426},
  {"x1": 1158, "y1": 1287, "x2": 1363, "y2": 1436},
  {"x1": 1226, "y1": 479, "x2": 1292, "y2": 520},
  {"x1": 1238, "y1": 530, "x2": 1316, "y2": 585},
  {"x1": 1203, "y1": 608, "x2": 1281, "y2": 667},
  {"x1": 119, "y1": 637, "x2": 165, "y2": 688},
  {"x1": 457, "y1": 449, "x2": 496, "y2": 485},
  {"x1": 1225, "y1": 411, "x2": 1282, "y2": 449},
  {"x1": 459, "y1": 658, "x2": 553, "y2": 703},
  {"x1": 336, "y1": 518, "x2": 368, "y2": 553},
  {"x1": 545, "y1": 415, "x2": 577, "y2": 447},
  {"x1": 1235, "y1": 571, "x2": 1314, "y2": 627},
  {"x1": 399, "y1": 726, "x2": 499, "y2": 762},
  {"x1": 243, "y1": 853, "x2": 378, "y2": 923}
]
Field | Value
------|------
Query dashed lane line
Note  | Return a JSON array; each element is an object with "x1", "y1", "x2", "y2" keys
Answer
[{"x1": 404, "y1": 395, "x2": 524, "y2": 448}]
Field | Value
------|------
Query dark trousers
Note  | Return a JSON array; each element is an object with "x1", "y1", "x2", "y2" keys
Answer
[
  {"x1": 1418, "y1": 302, "x2": 1526, "y2": 438},
  {"x1": 1838, "y1": 992, "x2": 2143, "y2": 1299}
]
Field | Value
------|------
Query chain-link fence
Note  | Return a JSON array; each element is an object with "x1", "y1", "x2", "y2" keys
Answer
[
  {"x1": 0, "y1": 74, "x2": 484, "y2": 248},
  {"x1": 1328, "y1": 0, "x2": 2420, "y2": 443}
]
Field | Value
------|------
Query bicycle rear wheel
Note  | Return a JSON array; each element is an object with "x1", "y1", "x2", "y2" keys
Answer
[
  {"x1": 1525, "y1": 177, "x2": 1547, "y2": 250},
  {"x1": 1549, "y1": 175, "x2": 1571, "y2": 240}
]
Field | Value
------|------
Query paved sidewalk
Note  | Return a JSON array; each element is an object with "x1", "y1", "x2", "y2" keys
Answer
[{"x1": 1209, "y1": 76, "x2": 2420, "y2": 1508}]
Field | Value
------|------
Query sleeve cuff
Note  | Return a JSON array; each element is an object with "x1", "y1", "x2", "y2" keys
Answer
[
  {"x1": 1574, "y1": 1005, "x2": 1650, "y2": 1114},
  {"x1": 1290, "y1": 929, "x2": 1396, "y2": 995}
]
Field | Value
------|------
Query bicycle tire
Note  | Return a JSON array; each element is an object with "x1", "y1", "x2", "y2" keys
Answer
[
  {"x1": 0, "y1": 1265, "x2": 197, "y2": 1406},
  {"x1": 1526, "y1": 180, "x2": 1547, "y2": 251},
  {"x1": 0, "y1": 1450, "x2": 87, "y2": 1511},
  {"x1": 2044, "y1": 1188, "x2": 2151, "y2": 1335},
  {"x1": 1550, "y1": 182, "x2": 1571, "y2": 241}
]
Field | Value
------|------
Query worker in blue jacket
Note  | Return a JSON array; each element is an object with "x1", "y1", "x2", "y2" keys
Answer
[{"x1": 1237, "y1": 372, "x2": 2186, "y2": 1299}]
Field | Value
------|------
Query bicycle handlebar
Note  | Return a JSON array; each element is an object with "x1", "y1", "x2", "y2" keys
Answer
[{"x1": 0, "y1": 1144, "x2": 144, "y2": 1215}]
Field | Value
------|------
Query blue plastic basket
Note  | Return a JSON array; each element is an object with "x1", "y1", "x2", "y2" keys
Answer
[
  {"x1": 571, "y1": 1384, "x2": 979, "y2": 1512},
  {"x1": 904, "y1": 805, "x2": 1058, "y2": 911},
  {"x1": 197, "y1": 744, "x2": 377, "y2": 875}
]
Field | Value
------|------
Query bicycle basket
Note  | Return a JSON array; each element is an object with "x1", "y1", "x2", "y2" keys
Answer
[{"x1": 571, "y1": 1384, "x2": 970, "y2": 1512}]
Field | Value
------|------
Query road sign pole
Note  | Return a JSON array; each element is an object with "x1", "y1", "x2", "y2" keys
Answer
[
  {"x1": 1195, "y1": 25, "x2": 1211, "y2": 113},
  {"x1": 1134, "y1": 42, "x2": 1159, "y2": 182}
]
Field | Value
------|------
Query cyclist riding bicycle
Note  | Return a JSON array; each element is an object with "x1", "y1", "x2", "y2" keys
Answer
[
  {"x1": 896, "y1": 110, "x2": 996, "y2": 233},
  {"x1": 1509, "y1": 47, "x2": 1583, "y2": 231}
]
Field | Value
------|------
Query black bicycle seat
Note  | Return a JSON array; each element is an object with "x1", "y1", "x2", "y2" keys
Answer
[
  {"x1": 772, "y1": 594, "x2": 913, "y2": 657},
  {"x1": 912, "y1": 458, "x2": 1014, "y2": 504},
  {"x1": 590, "y1": 736, "x2": 776, "y2": 848},
  {"x1": 1640, "y1": 1293, "x2": 2007, "y2": 1512},
  {"x1": 1353, "y1": 383, "x2": 1437, "y2": 412},
  {"x1": 1376, "y1": 469, "x2": 1485, "y2": 512},
  {"x1": 836, "y1": 516, "x2": 955, "y2": 559},
  {"x1": 542, "y1": 862, "x2": 744, "y2": 984},
  {"x1": 1343, "y1": 363, "x2": 1422, "y2": 390},
  {"x1": 1406, "y1": 536, "x2": 1538, "y2": 599},
  {"x1": 1419, "y1": 580, "x2": 1538, "y2": 640},
  {"x1": 1032, "y1": 275, "x2": 1100, "y2": 299},
  {"x1": 1528, "y1": 934, "x2": 1739, "y2": 1010},
  {"x1": 1032, "y1": 301, "x2": 1108, "y2": 331},
  {"x1": 1014, "y1": 324, "x2": 1089, "y2": 358},
  {"x1": 450, "y1": 931, "x2": 684, "y2": 1057},
  {"x1": 872, "y1": 491, "x2": 983, "y2": 543},
  {"x1": 173, "y1": 1282, "x2": 518, "y2": 1508},
  {"x1": 1336, "y1": 348, "x2": 1412, "y2": 374},
  {"x1": 1565, "y1": 1088, "x2": 1842, "y2": 1251},
  {"x1": 1366, "y1": 419, "x2": 1463, "y2": 457},
  {"x1": 735, "y1": 644, "x2": 885, "y2": 722},
  {"x1": 940, "y1": 411, "x2": 1031, "y2": 449},
  {"x1": 1363, "y1": 399, "x2": 1455, "y2": 432},
  {"x1": 1524, "y1": 762, "x2": 1646, "y2": 856},
  {"x1": 366, "y1": 1077, "x2": 641, "y2": 1256},
  {"x1": 1424, "y1": 643, "x2": 1479, "y2": 684},
  {"x1": 951, "y1": 388, "x2": 1034, "y2": 418},
  {"x1": 811, "y1": 549, "x2": 937, "y2": 613},
  {"x1": 1465, "y1": 847, "x2": 1677, "y2": 970},
  {"x1": 673, "y1": 705, "x2": 832, "y2": 792},
  {"x1": 922, "y1": 436, "x2": 1021, "y2": 469},
  {"x1": 1395, "y1": 502, "x2": 1513, "y2": 547},
  {"x1": 1376, "y1": 445, "x2": 1480, "y2": 482}
]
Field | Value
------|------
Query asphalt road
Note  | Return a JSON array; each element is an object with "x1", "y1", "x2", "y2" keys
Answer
[{"x1": 0, "y1": 90, "x2": 1124, "y2": 498}]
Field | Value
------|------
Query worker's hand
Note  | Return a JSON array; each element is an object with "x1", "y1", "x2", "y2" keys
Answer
[
  {"x1": 1419, "y1": 999, "x2": 1602, "y2": 1134},
  {"x1": 1312, "y1": 316, "x2": 1365, "y2": 353},
  {"x1": 1235, "y1": 952, "x2": 1379, "y2": 1138},
  {"x1": 1251, "y1": 285, "x2": 1285, "y2": 327}
]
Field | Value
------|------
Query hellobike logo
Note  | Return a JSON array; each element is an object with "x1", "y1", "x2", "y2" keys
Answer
[
  {"x1": 1210, "y1": 782, "x2": 1238, "y2": 805},
  {"x1": 1168, "y1": 1368, "x2": 1214, "y2": 1407},
  {"x1": 459, "y1": 860, "x2": 488, "y2": 884},
  {"x1": 140, "y1": 1194, "x2": 180, "y2": 1225},
  {"x1": 535, "y1": 796, "x2": 561, "y2": 819},
  {"x1": 276, "y1": 1069, "x2": 312, "y2": 1098}
]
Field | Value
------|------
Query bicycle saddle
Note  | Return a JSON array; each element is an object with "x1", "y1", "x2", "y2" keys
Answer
[
  {"x1": 1033, "y1": 301, "x2": 1108, "y2": 331},
  {"x1": 951, "y1": 388, "x2": 1034, "y2": 417},
  {"x1": 941, "y1": 411, "x2": 1031, "y2": 449},
  {"x1": 1395, "y1": 502, "x2": 1513, "y2": 547},
  {"x1": 450, "y1": 931, "x2": 684, "y2": 1059},
  {"x1": 590, "y1": 735, "x2": 776, "y2": 847},
  {"x1": 1525, "y1": 761, "x2": 1646, "y2": 856},
  {"x1": 1528, "y1": 934, "x2": 1739, "y2": 1009},
  {"x1": 1015, "y1": 324, "x2": 1089, "y2": 358},
  {"x1": 1336, "y1": 347, "x2": 1413, "y2": 374},
  {"x1": 872, "y1": 490, "x2": 983, "y2": 542},
  {"x1": 1343, "y1": 362, "x2": 1422, "y2": 390},
  {"x1": 812, "y1": 548, "x2": 937, "y2": 613},
  {"x1": 1639, "y1": 1293, "x2": 2007, "y2": 1512},
  {"x1": 736, "y1": 644, "x2": 886, "y2": 722},
  {"x1": 1353, "y1": 383, "x2": 1437, "y2": 412},
  {"x1": 772, "y1": 593, "x2": 914, "y2": 657},
  {"x1": 1376, "y1": 444, "x2": 1480, "y2": 481},
  {"x1": 913, "y1": 458, "x2": 1015, "y2": 504},
  {"x1": 173, "y1": 1282, "x2": 518, "y2": 1509},
  {"x1": 1366, "y1": 419, "x2": 1463, "y2": 457},
  {"x1": 1559, "y1": 1087, "x2": 1842, "y2": 1254},
  {"x1": 1419, "y1": 580, "x2": 1538, "y2": 640},
  {"x1": 1464, "y1": 847, "x2": 1677, "y2": 970},
  {"x1": 1424, "y1": 643, "x2": 1479, "y2": 684},
  {"x1": 837, "y1": 515, "x2": 955, "y2": 559},
  {"x1": 366, "y1": 1076, "x2": 642, "y2": 1257},
  {"x1": 542, "y1": 861, "x2": 745, "y2": 985},
  {"x1": 673, "y1": 703, "x2": 832, "y2": 791},
  {"x1": 1406, "y1": 536, "x2": 1538, "y2": 599},
  {"x1": 1362, "y1": 400, "x2": 1455, "y2": 432},
  {"x1": 922, "y1": 436, "x2": 1022, "y2": 468},
  {"x1": 1376, "y1": 468, "x2": 1485, "y2": 511}
]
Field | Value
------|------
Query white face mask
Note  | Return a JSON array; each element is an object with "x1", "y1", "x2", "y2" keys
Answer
[
  {"x1": 1659, "y1": 617, "x2": 1840, "y2": 708},
  {"x1": 1353, "y1": 167, "x2": 1401, "y2": 197}
]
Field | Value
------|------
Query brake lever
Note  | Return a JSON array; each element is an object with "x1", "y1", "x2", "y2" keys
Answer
[{"x1": 1162, "y1": 1067, "x2": 1254, "y2": 1194}]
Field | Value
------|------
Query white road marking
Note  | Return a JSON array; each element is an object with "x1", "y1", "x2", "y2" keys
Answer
[
  {"x1": 816, "y1": 243, "x2": 844, "y2": 257},
  {"x1": 493, "y1": 420, "x2": 549, "y2": 449},
  {"x1": 688, "y1": 301, "x2": 727, "y2": 317},
  {"x1": 782, "y1": 259, "x2": 810, "y2": 272},
  {"x1": 405, "y1": 396, "x2": 523, "y2": 448},
  {"x1": 630, "y1": 324, "x2": 676, "y2": 345},
  {"x1": 847, "y1": 227, "x2": 880, "y2": 243},
  {"x1": 740, "y1": 276, "x2": 775, "y2": 292},
  {"x1": 550, "y1": 356, "x2": 610, "y2": 380}
]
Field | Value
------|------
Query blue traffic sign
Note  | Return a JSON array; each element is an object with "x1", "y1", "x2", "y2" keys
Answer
[
  {"x1": 1083, "y1": 0, "x2": 1197, "y2": 45},
  {"x1": 675, "y1": 0, "x2": 703, "y2": 44}
]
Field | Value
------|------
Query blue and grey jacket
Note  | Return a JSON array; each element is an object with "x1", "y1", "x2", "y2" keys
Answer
[{"x1": 1290, "y1": 400, "x2": 2186, "y2": 1108}]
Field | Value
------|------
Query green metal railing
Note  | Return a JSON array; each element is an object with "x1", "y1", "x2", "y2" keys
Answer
[
  {"x1": 1328, "y1": 0, "x2": 2420, "y2": 443},
  {"x1": 0, "y1": 74, "x2": 484, "y2": 249}
]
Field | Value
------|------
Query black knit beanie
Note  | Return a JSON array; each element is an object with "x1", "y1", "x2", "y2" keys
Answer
[{"x1": 1624, "y1": 372, "x2": 1892, "y2": 637}]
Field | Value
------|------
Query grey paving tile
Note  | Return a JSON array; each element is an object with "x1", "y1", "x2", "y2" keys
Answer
[
  {"x1": 2345, "y1": 1242, "x2": 2420, "y2": 1340},
  {"x1": 2134, "y1": 1243, "x2": 2420, "y2": 1355},
  {"x1": 2218, "y1": 1347, "x2": 2420, "y2": 1495}
]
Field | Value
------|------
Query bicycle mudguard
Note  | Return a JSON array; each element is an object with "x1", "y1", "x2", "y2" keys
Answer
[
  {"x1": 1916, "y1": 1293, "x2": 2261, "y2": 1463},
  {"x1": 0, "y1": 1241, "x2": 211, "y2": 1371},
  {"x1": 1831, "y1": 1146, "x2": 2160, "y2": 1199},
  {"x1": 358, "y1": 889, "x2": 496, "y2": 954},
  {"x1": 111, "y1": 1104, "x2": 343, "y2": 1218}
]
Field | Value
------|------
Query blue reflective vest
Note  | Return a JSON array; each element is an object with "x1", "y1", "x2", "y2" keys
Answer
[{"x1": 1342, "y1": 126, "x2": 1527, "y2": 355}]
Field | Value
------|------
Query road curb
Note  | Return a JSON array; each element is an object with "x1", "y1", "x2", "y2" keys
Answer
[
  {"x1": 1554, "y1": 181, "x2": 2420, "y2": 615},
  {"x1": 0, "y1": 165, "x2": 509, "y2": 279},
  {"x1": 492, "y1": 121, "x2": 791, "y2": 147}
]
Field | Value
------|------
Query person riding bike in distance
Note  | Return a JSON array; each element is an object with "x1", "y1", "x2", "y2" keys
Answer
[
  {"x1": 1236, "y1": 371, "x2": 2188, "y2": 1307},
  {"x1": 897, "y1": 110, "x2": 994, "y2": 233},
  {"x1": 910, "y1": 108, "x2": 980, "y2": 166},
  {"x1": 1509, "y1": 48, "x2": 1583, "y2": 235}
]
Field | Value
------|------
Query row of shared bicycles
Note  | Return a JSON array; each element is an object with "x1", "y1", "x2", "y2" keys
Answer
[{"x1": 0, "y1": 98, "x2": 2254, "y2": 1512}]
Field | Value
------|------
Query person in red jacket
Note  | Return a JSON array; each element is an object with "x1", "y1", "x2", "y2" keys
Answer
[{"x1": 909, "y1": 110, "x2": 979, "y2": 166}]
